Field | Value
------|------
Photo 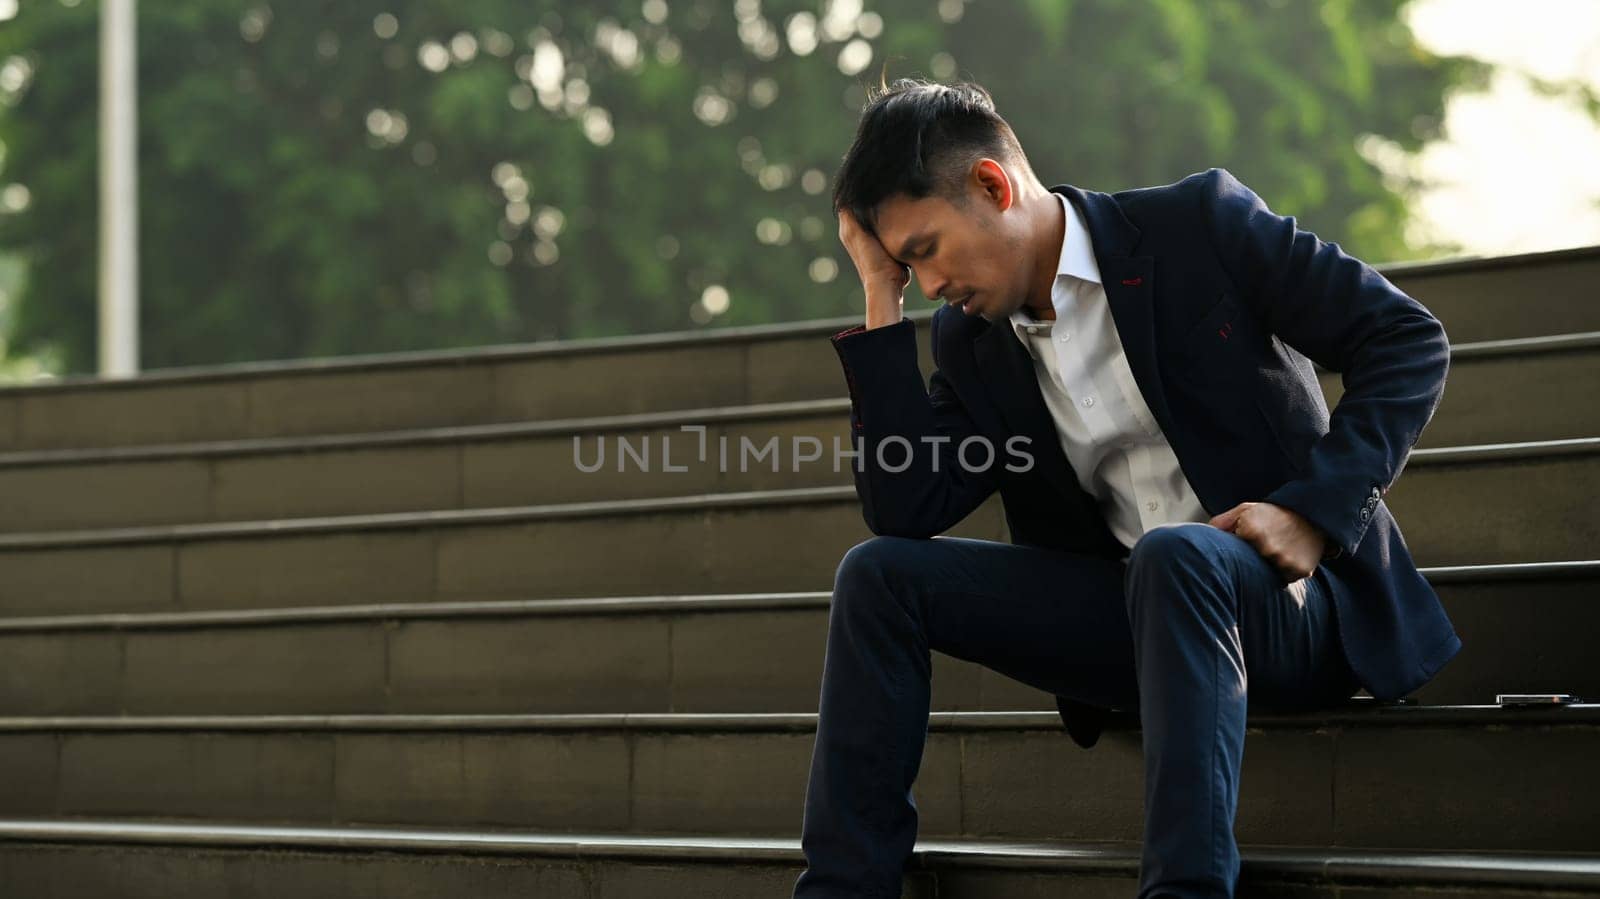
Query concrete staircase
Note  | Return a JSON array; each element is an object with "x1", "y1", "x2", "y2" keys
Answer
[{"x1": 0, "y1": 245, "x2": 1596, "y2": 896}]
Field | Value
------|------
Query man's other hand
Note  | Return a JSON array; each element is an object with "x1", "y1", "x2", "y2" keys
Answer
[{"x1": 1209, "y1": 501, "x2": 1327, "y2": 583}]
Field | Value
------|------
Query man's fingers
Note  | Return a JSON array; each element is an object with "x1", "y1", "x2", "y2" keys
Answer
[{"x1": 1210, "y1": 501, "x2": 1250, "y2": 531}]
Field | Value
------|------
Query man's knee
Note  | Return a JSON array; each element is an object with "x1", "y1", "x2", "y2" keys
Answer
[
  {"x1": 1125, "y1": 524, "x2": 1239, "y2": 611},
  {"x1": 1128, "y1": 523, "x2": 1227, "y2": 569},
  {"x1": 834, "y1": 535, "x2": 919, "y2": 592}
]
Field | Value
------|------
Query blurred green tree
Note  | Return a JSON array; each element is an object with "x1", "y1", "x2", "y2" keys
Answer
[{"x1": 0, "y1": 0, "x2": 1488, "y2": 375}]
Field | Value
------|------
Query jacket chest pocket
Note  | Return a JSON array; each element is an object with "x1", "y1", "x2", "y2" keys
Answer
[{"x1": 1163, "y1": 292, "x2": 1260, "y2": 383}]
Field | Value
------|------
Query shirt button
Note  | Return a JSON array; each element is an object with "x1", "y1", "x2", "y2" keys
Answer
[
  {"x1": 1146, "y1": 501, "x2": 1158, "y2": 512},
  {"x1": 1081, "y1": 396, "x2": 1095, "y2": 408},
  {"x1": 1058, "y1": 333, "x2": 1072, "y2": 342}
]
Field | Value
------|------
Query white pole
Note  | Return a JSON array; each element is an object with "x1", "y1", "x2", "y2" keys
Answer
[{"x1": 98, "y1": 0, "x2": 138, "y2": 377}]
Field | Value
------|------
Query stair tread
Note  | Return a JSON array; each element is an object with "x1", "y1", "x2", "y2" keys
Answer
[
  {"x1": 0, "y1": 558, "x2": 1590, "y2": 632},
  {"x1": 2, "y1": 363, "x2": 1597, "y2": 470},
  {"x1": 0, "y1": 434, "x2": 1596, "y2": 549},
  {"x1": 0, "y1": 702, "x2": 1595, "y2": 732},
  {"x1": 0, "y1": 817, "x2": 1595, "y2": 883},
  {"x1": 2, "y1": 243, "x2": 1595, "y2": 399},
  {"x1": 0, "y1": 397, "x2": 855, "y2": 468}
]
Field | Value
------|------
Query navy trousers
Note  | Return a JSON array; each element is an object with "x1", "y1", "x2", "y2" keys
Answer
[{"x1": 791, "y1": 522, "x2": 1361, "y2": 899}]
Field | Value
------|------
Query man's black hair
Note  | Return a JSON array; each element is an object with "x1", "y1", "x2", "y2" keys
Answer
[{"x1": 831, "y1": 73, "x2": 1033, "y2": 239}]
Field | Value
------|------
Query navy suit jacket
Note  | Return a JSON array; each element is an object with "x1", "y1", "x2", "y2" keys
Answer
[{"x1": 828, "y1": 167, "x2": 1462, "y2": 749}]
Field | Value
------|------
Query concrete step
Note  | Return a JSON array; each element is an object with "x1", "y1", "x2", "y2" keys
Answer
[
  {"x1": 0, "y1": 704, "x2": 1595, "y2": 854},
  {"x1": 0, "y1": 247, "x2": 1593, "y2": 453},
  {"x1": 0, "y1": 400, "x2": 856, "y2": 532},
  {"x1": 0, "y1": 561, "x2": 1590, "y2": 717},
  {"x1": 0, "y1": 438, "x2": 1592, "y2": 616},
  {"x1": 1332, "y1": 331, "x2": 1600, "y2": 448},
  {"x1": 0, "y1": 316, "x2": 881, "y2": 454},
  {"x1": 0, "y1": 820, "x2": 1596, "y2": 898},
  {"x1": 1388, "y1": 245, "x2": 1600, "y2": 342},
  {"x1": 1, "y1": 331, "x2": 1594, "y2": 533}
]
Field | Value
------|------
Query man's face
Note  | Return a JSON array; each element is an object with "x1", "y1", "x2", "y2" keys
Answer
[{"x1": 868, "y1": 159, "x2": 1032, "y2": 322}]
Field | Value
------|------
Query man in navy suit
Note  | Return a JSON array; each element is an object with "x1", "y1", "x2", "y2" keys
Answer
[{"x1": 792, "y1": 79, "x2": 1460, "y2": 899}]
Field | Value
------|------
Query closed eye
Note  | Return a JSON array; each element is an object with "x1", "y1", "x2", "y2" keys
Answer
[{"x1": 894, "y1": 247, "x2": 926, "y2": 267}]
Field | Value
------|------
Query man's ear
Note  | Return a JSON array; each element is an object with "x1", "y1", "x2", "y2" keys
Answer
[{"x1": 972, "y1": 158, "x2": 1013, "y2": 212}]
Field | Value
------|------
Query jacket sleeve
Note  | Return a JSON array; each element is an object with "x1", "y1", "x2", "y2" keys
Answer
[
  {"x1": 1196, "y1": 166, "x2": 1450, "y2": 559},
  {"x1": 829, "y1": 312, "x2": 1002, "y2": 538}
]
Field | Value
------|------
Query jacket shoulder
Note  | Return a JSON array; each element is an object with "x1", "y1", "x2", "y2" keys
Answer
[
  {"x1": 1116, "y1": 166, "x2": 1235, "y2": 198},
  {"x1": 1095, "y1": 167, "x2": 1262, "y2": 248}
]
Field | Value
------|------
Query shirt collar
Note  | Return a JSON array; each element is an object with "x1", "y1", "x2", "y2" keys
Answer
[{"x1": 1010, "y1": 190, "x2": 1101, "y2": 342}]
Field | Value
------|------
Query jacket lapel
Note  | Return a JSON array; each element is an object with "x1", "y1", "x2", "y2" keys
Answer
[
  {"x1": 1098, "y1": 254, "x2": 1176, "y2": 441},
  {"x1": 969, "y1": 184, "x2": 1181, "y2": 508},
  {"x1": 973, "y1": 318, "x2": 1082, "y2": 503},
  {"x1": 1054, "y1": 183, "x2": 1178, "y2": 443}
]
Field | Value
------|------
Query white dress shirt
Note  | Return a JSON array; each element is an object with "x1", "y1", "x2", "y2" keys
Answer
[{"x1": 1008, "y1": 190, "x2": 1211, "y2": 553}]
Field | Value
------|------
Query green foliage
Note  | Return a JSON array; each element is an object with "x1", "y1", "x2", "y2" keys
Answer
[{"x1": 0, "y1": 0, "x2": 1488, "y2": 374}]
